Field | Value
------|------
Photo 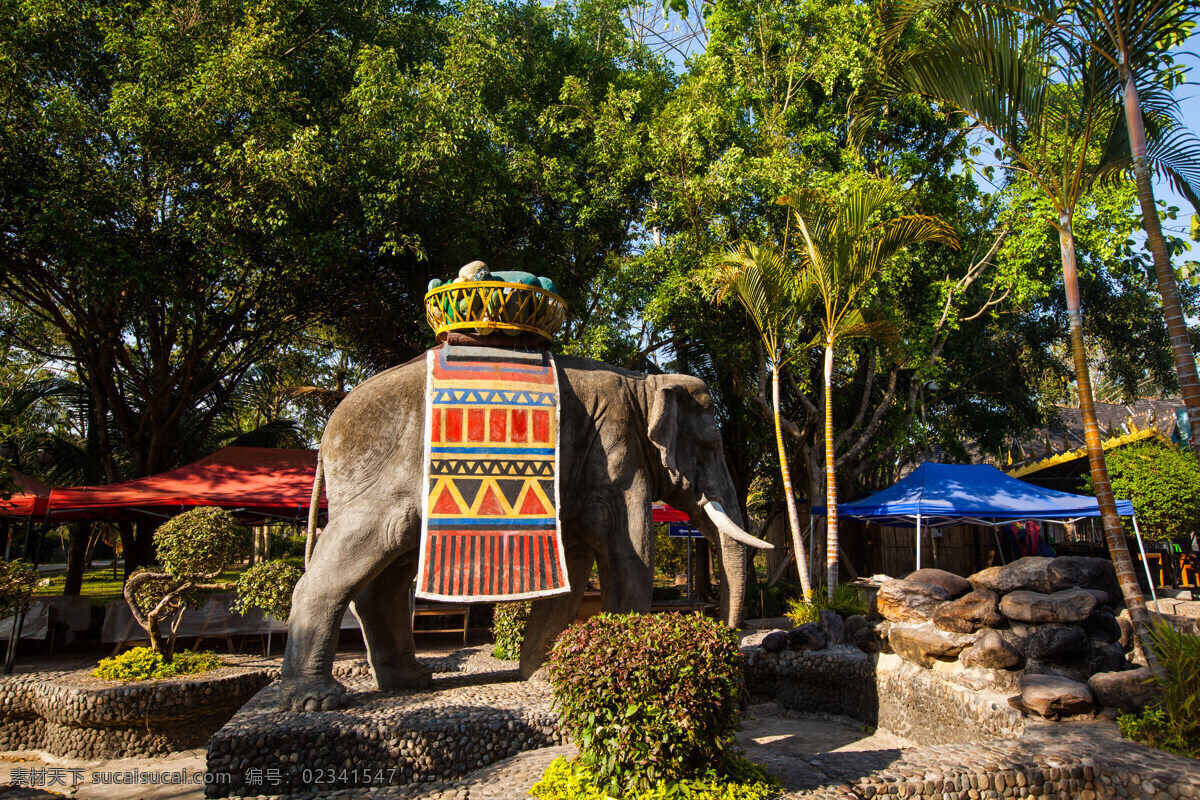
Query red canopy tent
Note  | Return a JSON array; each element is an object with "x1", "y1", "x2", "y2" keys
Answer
[
  {"x1": 46, "y1": 447, "x2": 324, "y2": 522},
  {"x1": 43, "y1": 446, "x2": 690, "y2": 524},
  {"x1": 1, "y1": 468, "x2": 51, "y2": 518}
]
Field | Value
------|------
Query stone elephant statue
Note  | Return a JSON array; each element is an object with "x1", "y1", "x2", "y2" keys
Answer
[{"x1": 281, "y1": 353, "x2": 772, "y2": 711}]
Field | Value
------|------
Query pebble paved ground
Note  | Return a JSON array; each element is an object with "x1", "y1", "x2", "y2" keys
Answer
[{"x1": 3, "y1": 631, "x2": 1199, "y2": 799}]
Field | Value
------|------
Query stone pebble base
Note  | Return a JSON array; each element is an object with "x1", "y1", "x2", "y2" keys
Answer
[
  {"x1": 204, "y1": 648, "x2": 561, "y2": 799},
  {"x1": 0, "y1": 666, "x2": 271, "y2": 759},
  {"x1": 201, "y1": 643, "x2": 1200, "y2": 800}
]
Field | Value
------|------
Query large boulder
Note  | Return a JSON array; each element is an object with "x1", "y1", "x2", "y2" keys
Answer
[
  {"x1": 1047, "y1": 556, "x2": 1120, "y2": 597},
  {"x1": 854, "y1": 626, "x2": 882, "y2": 654},
  {"x1": 999, "y1": 588, "x2": 1097, "y2": 624},
  {"x1": 818, "y1": 609, "x2": 845, "y2": 646},
  {"x1": 933, "y1": 588, "x2": 1004, "y2": 633},
  {"x1": 1014, "y1": 674, "x2": 1095, "y2": 719},
  {"x1": 787, "y1": 622, "x2": 827, "y2": 651},
  {"x1": 960, "y1": 629, "x2": 1021, "y2": 670},
  {"x1": 969, "y1": 556, "x2": 1054, "y2": 594},
  {"x1": 876, "y1": 579, "x2": 951, "y2": 623},
  {"x1": 844, "y1": 614, "x2": 870, "y2": 639},
  {"x1": 1083, "y1": 607, "x2": 1122, "y2": 644},
  {"x1": 1024, "y1": 624, "x2": 1089, "y2": 661},
  {"x1": 904, "y1": 568, "x2": 972, "y2": 599},
  {"x1": 1087, "y1": 641, "x2": 1130, "y2": 676},
  {"x1": 761, "y1": 630, "x2": 788, "y2": 653},
  {"x1": 1088, "y1": 667, "x2": 1155, "y2": 713},
  {"x1": 888, "y1": 624, "x2": 970, "y2": 668}
]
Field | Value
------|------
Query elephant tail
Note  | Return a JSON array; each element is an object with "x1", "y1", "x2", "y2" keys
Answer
[{"x1": 305, "y1": 447, "x2": 325, "y2": 569}]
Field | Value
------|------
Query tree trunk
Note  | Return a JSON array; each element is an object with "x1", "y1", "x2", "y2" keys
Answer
[
  {"x1": 64, "y1": 521, "x2": 91, "y2": 596},
  {"x1": 824, "y1": 343, "x2": 839, "y2": 600},
  {"x1": 1059, "y1": 217, "x2": 1161, "y2": 674},
  {"x1": 774, "y1": 366, "x2": 813, "y2": 597},
  {"x1": 1121, "y1": 67, "x2": 1200, "y2": 463}
]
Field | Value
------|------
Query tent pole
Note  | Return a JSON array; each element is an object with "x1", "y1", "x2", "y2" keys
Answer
[
  {"x1": 915, "y1": 512, "x2": 922, "y2": 571},
  {"x1": 993, "y1": 525, "x2": 1005, "y2": 565},
  {"x1": 1131, "y1": 516, "x2": 1159, "y2": 613}
]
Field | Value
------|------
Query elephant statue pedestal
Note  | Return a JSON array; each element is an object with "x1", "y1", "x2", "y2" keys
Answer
[{"x1": 204, "y1": 649, "x2": 562, "y2": 796}]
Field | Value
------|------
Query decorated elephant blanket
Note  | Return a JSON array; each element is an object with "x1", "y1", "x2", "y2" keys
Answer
[{"x1": 418, "y1": 344, "x2": 570, "y2": 602}]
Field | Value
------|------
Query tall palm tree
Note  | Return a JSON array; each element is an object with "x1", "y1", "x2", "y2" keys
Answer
[
  {"x1": 868, "y1": 7, "x2": 1169, "y2": 667},
  {"x1": 890, "y1": 0, "x2": 1200, "y2": 464},
  {"x1": 788, "y1": 184, "x2": 959, "y2": 599},
  {"x1": 713, "y1": 242, "x2": 814, "y2": 598}
]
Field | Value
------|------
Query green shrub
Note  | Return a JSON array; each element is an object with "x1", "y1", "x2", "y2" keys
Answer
[
  {"x1": 743, "y1": 580, "x2": 803, "y2": 619},
  {"x1": 0, "y1": 559, "x2": 38, "y2": 617},
  {"x1": 1084, "y1": 440, "x2": 1200, "y2": 543},
  {"x1": 651, "y1": 585, "x2": 683, "y2": 602},
  {"x1": 784, "y1": 583, "x2": 868, "y2": 627},
  {"x1": 530, "y1": 755, "x2": 778, "y2": 800},
  {"x1": 155, "y1": 507, "x2": 251, "y2": 577},
  {"x1": 1118, "y1": 622, "x2": 1200, "y2": 758},
  {"x1": 234, "y1": 559, "x2": 302, "y2": 621},
  {"x1": 547, "y1": 612, "x2": 746, "y2": 794},
  {"x1": 491, "y1": 601, "x2": 530, "y2": 660},
  {"x1": 93, "y1": 647, "x2": 223, "y2": 681}
]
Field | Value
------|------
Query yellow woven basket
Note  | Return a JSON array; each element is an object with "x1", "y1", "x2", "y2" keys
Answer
[{"x1": 424, "y1": 281, "x2": 568, "y2": 340}]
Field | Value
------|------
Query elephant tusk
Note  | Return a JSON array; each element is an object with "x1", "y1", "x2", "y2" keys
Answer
[{"x1": 703, "y1": 502, "x2": 774, "y2": 550}]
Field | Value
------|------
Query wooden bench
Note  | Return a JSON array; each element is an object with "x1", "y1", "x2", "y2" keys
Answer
[{"x1": 411, "y1": 602, "x2": 470, "y2": 644}]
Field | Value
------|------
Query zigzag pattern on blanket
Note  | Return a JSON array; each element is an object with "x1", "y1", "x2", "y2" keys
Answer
[{"x1": 417, "y1": 345, "x2": 571, "y2": 602}]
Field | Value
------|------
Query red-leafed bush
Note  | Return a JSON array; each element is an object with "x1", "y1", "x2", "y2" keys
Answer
[{"x1": 547, "y1": 612, "x2": 744, "y2": 793}]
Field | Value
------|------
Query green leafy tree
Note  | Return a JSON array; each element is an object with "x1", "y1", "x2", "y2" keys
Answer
[
  {"x1": 891, "y1": 0, "x2": 1200, "y2": 461},
  {"x1": 872, "y1": 2, "x2": 1168, "y2": 670},
  {"x1": 787, "y1": 183, "x2": 958, "y2": 597},
  {"x1": 0, "y1": 559, "x2": 37, "y2": 618},
  {"x1": 713, "y1": 242, "x2": 813, "y2": 597},
  {"x1": 234, "y1": 560, "x2": 302, "y2": 622},
  {"x1": 123, "y1": 507, "x2": 249, "y2": 659},
  {"x1": 0, "y1": 0, "x2": 365, "y2": 482},
  {"x1": 1087, "y1": 439, "x2": 1200, "y2": 544}
]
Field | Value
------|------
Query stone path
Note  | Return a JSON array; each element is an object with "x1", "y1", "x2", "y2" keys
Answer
[{"x1": 3, "y1": 640, "x2": 1199, "y2": 800}]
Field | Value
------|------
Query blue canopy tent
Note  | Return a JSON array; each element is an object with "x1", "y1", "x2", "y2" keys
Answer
[{"x1": 812, "y1": 463, "x2": 1157, "y2": 602}]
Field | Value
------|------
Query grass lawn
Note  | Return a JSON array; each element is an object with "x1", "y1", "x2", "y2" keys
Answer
[{"x1": 33, "y1": 564, "x2": 248, "y2": 607}]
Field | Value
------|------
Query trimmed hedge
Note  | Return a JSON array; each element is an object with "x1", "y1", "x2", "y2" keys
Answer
[
  {"x1": 547, "y1": 612, "x2": 746, "y2": 794},
  {"x1": 93, "y1": 647, "x2": 223, "y2": 681}
]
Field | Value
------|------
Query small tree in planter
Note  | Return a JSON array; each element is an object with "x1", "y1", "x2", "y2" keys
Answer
[
  {"x1": 124, "y1": 507, "x2": 249, "y2": 660},
  {"x1": 0, "y1": 559, "x2": 37, "y2": 618},
  {"x1": 234, "y1": 559, "x2": 302, "y2": 653},
  {"x1": 1, "y1": 559, "x2": 39, "y2": 674}
]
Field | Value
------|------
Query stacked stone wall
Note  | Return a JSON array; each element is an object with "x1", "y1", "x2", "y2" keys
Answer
[{"x1": 0, "y1": 668, "x2": 271, "y2": 758}]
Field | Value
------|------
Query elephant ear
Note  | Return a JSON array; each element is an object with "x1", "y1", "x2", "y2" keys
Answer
[{"x1": 648, "y1": 382, "x2": 688, "y2": 475}]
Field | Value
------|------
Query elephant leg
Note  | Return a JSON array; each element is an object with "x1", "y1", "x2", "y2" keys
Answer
[
  {"x1": 281, "y1": 512, "x2": 394, "y2": 711},
  {"x1": 598, "y1": 496, "x2": 654, "y2": 615},
  {"x1": 518, "y1": 544, "x2": 593, "y2": 679},
  {"x1": 352, "y1": 554, "x2": 432, "y2": 691}
]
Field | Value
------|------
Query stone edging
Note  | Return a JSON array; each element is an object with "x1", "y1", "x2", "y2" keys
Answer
[
  {"x1": 205, "y1": 650, "x2": 561, "y2": 798},
  {"x1": 741, "y1": 642, "x2": 1200, "y2": 799},
  {"x1": 0, "y1": 667, "x2": 272, "y2": 758}
]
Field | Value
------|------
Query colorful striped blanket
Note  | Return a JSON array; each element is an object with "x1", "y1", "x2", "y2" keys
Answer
[{"x1": 417, "y1": 345, "x2": 570, "y2": 602}]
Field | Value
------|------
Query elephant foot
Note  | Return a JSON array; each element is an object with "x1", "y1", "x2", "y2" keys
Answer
[
  {"x1": 280, "y1": 676, "x2": 347, "y2": 712},
  {"x1": 523, "y1": 664, "x2": 551, "y2": 683},
  {"x1": 373, "y1": 660, "x2": 433, "y2": 692}
]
